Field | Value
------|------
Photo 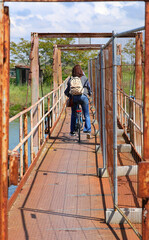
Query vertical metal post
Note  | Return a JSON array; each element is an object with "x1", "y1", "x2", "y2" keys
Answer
[
  {"x1": 90, "y1": 60, "x2": 93, "y2": 100},
  {"x1": 135, "y1": 32, "x2": 143, "y2": 155},
  {"x1": 53, "y1": 45, "x2": 58, "y2": 122},
  {"x1": 97, "y1": 54, "x2": 101, "y2": 140},
  {"x1": 0, "y1": 5, "x2": 9, "y2": 240},
  {"x1": 19, "y1": 115, "x2": 23, "y2": 177},
  {"x1": 58, "y1": 49, "x2": 62, "y2": 85},
  {"x1": 124, "y1": 96, "x2": 127, "y2": 131},
  {"x1": 92, "y1": 59, "x2": 96, "y2": 106},
  {"x1": 95, "y1": 58, "x2": 98, "y2": 120},
  {"x1": 142, "y1": 3, "x2": 149, "y2": 240},
  {"x1": 38, "y1": 103, "x2": 41, "y2": 148},
  {"x1": 101, "y1": 49, "x2": 106, "y2": 169},
  {"x1": 59, "y1": 87, "x2": 60, "y2": 116},
  {"x1": 30, "y1": 109, "x2": 34, "y2": 163},
  {"x1": 23, "y1": 111, "x2": 28, "y2": 172},
  {"x1": 88, "y1": 60, "x2": 90, "y2": 83},
  {"x1": 30, "y1": 32, "x2": 39, "y2": 155},
  {"x1": 112, "y1": 32, "x2": 118, "y2": 206},
  {"x1": 117, "y1": 44, "x2": 122, "y2": 120},
  {"x1": 48, "y1": 96, "x2": 51, "y2": 138},
  {"x1": 42, "y1": 99, "x2": 45, "y2": 143}
]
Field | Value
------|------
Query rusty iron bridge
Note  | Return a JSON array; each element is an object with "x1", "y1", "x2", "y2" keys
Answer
[{"x1": 1, "y1": 1, "x2": 149, "y2": 240}]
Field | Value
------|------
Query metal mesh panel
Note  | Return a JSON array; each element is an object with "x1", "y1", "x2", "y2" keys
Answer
[{"x1": 90, "y1": 29, "x2": 144, "y2": 237}]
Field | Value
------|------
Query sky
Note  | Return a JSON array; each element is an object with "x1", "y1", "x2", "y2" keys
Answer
[{"x1": 5, "y1": 1, "x2": 145, "y2": 43}]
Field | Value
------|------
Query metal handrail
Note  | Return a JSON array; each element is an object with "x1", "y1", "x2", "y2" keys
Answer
[
  {"x1": 9, "y1": 77, "x2": 69, "y2": 123},
  {"x1": 8, "y1": 77, "x2": 68, "y2": 184}
]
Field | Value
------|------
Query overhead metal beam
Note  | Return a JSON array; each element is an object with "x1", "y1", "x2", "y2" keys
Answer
[
  {"x1": 57, "y1": 44, "x2": 102, "y2": 48},
  {"x1": 4, "y1": 0, "x2": 145, "y2": 2},
  {"x1": 38, "y1": 32, "x2": 136, "y2": 38},
  {"x1": 38, "y1": 33, "x2": 113, "y2": 38},
  {"x1": 60, "y1": 47, "x2": 100, "y2": 51}
]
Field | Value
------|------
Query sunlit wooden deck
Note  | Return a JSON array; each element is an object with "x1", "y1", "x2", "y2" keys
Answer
[{"x1": 8, "y1": 108, "x2": 140, "y2": 240}]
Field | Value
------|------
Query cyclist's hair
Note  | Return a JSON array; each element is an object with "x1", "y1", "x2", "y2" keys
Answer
[{"x1": 72, "y1": 65, "x2": 84, "y2": 78}]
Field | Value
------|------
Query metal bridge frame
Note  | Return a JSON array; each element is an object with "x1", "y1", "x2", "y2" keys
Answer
[{"x1": 0, "y1": 1, "x2": 149, "y2": 240}]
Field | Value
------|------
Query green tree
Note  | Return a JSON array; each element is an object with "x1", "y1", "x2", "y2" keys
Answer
[
  {"x1": 10, "y1": 38, "x2": 31, "y2": 66},
  {"x1": 10, "y1": 37, "x2": 98, "y2": 84},
  {"x1": 122, "y1": 39, "x2": 135, "y2": 64}
]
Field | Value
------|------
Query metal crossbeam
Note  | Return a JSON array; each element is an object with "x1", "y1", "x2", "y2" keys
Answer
[
  {"x1": 60, "y1": 48, "x2": 100, "y2": 51},
  {"x1": 57, "y1": 44, "x2": 102, "y2": 48},
  {"x1": 38, "y1": 33, "x2": 113, "y2": 38},
  {"x1": 4, "y1": 0, "x2": 145, "y2": 2}
]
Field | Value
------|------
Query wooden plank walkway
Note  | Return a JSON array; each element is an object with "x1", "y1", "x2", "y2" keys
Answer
[{"x1": 8, "y1": 108, "x2": 141, "y2": 240}]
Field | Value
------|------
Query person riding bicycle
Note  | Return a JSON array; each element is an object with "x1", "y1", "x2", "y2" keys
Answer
[{"x1": 64, "y1": 64, "x2": 92, "y2": 136}]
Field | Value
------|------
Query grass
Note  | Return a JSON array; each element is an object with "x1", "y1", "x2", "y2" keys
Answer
[
  {"x1": 121, "y1": 65, "x2": 135, "y2": 95},
  {"x1": 9, "y1": 83, "x2": 51, "y2": 117}
]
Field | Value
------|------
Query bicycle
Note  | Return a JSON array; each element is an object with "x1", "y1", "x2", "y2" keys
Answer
[{"x1": 75, "y1": 105, "x2": 83, "y2": 143}]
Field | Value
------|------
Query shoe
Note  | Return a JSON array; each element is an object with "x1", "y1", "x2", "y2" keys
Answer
[
  {"x1": 70, "y1": 132, "x2": 76, "y2": 136},
  {"x1": 83, "y1": 130, "x2": 91, "y2": 133},
  {"x1": 87, "y1": 133, "x2": 91, "y2": 139}
]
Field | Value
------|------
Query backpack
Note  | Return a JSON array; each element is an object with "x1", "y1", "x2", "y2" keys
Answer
[{"x1": 69, "y1": 76, "x2": 84, "y2": 95}]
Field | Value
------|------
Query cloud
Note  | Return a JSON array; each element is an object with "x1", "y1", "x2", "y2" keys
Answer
[
  {"x1": 17, "y1": 9, "x2": 31, "y2": 17},
  {"x1": 6, "y1": 2, "x2": 145, "y2": 42}
]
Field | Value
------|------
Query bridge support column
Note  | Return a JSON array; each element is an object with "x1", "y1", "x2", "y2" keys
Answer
[
  {"x1": 58, "y1": 49, "x2": 62, "y2": 85},
  {"x1": 100, "y1": 49, "x2": 106, "y2": 169},
  {"x1": 135, "y1": 32, "x2": 143, "y2": 156},
  {"x1": 142, "y1": 2, "x2": 149, "y2": 240},
  {"x1": 30, "y1": 33, "x2": 39, "y2": 155},
  {"x1": 0, "y1": 4, "x2": 10, "y2": 240},
  {"x1": 53, "y1": 45, "x2": 58, "y2": 122}
]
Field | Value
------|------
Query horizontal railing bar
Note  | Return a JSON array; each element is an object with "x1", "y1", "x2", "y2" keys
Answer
[
  {"x1": 9, "y1": 78, "x2": 68, "y2": 123},
  {"x1": 117, "y1": 103, "x2": 143, "y2": 133},
  {"x1": 117, "y1": 89, "x2": 143, "y2": 108},
  {"x1": 12, "y1": 98, "x2": 65, "y2": 152},
  {"x1": 115, "y1": 26, "x2": 145, "y2": 38},
  {"x1": 97, "y1": 26, "x2": 145, "y2": 55}
]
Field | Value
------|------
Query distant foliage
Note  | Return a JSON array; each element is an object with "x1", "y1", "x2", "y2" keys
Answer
[
  {"x1": 122, "y1": 39, "x2": 135, "y2": 65},
  {"x1": 10, "y1": 38, "x2": 98, "y2": 85}
]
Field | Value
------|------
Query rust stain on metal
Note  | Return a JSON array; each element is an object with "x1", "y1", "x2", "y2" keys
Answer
[
  {"x1": 142, "y1": 3, "x2": 149, "y2": 240},
  {"x1": 9, "y1": 152, "x2": 20, "y2": 186},
  {"x1": 144, "y1": 2, "x2": 149, "y2": 160},
  {"x1": 31, "y1": 33, "x2": 39, "y2": 152},
  {"x1": 135, "y1": 32, "x2": 143, "y2": 154},
  {"x1": 0, "y1": 5, "x2": 9, "y2": 240},
  {"x1": 4, "y1": 0, "x2": 146, "y2": 2},
  {"x1": 60, "y1": 47, "x2": 101, "y2": 51},
  {"x1": 138, "y1": 162, "x2": 149, "y2": 198},
  {"x1": 23, "y1": 112, "x2": 28, "y2": 172},
  {"x1": 0, "y1": 3, "x2": 4, "y2": 239},
  {"x1": 38, "y1": 32, "x2": 113, "y2": 38},
  {"x1": 57, "y1": 44, "x2": 102, "y2": 48}
]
